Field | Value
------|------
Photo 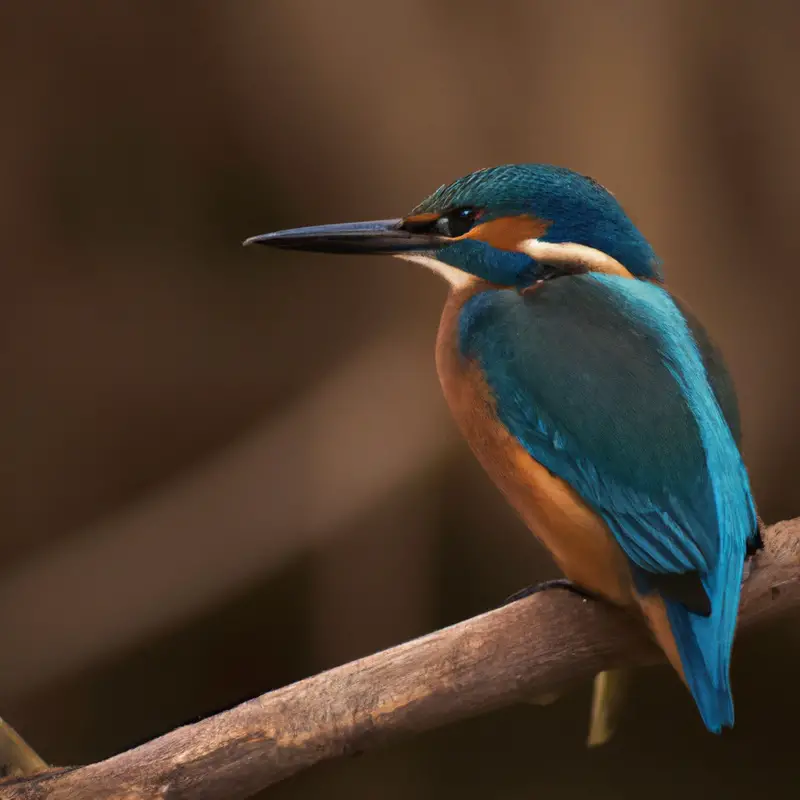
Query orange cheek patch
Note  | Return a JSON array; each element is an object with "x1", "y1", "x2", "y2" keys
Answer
[{"x1": 458, "y1": 214, "x2": 550, "y2": 251}]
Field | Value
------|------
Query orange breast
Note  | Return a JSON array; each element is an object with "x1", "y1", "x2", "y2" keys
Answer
[{"x1": 435, "y1": 282, "x2": 634, "y2": 608}]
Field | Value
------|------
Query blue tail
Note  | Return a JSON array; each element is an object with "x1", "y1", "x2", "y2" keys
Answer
[{"x1": 664, "y1": 530, "x2": 747, "y2": 732}]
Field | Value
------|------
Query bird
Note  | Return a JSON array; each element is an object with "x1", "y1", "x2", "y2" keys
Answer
[{"x1": 244, "y1": 163, "x2": 761, "y2": 740}]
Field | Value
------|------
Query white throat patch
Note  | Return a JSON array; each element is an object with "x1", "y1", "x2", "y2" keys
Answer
[{"x1": 395, "y1": 253, "x2": 475, "y2": 288}]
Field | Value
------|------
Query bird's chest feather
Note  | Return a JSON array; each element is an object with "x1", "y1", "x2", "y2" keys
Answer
[{"x1": 435, "y1": 283, "x2": 633, "y2": 606}]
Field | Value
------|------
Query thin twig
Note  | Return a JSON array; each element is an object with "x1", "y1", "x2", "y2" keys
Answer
[{"x1": 2, "y1": 519, "x2": 798, "y2": 800}]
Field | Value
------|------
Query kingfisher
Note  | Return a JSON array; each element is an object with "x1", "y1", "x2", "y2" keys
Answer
[{"x1": 244, "y1": 164, "x2": 761, "y2": 741}]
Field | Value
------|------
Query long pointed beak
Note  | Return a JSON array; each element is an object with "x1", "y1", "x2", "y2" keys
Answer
[{"x1": 243, "y1": 218, "x2": 446, "y2": 254}]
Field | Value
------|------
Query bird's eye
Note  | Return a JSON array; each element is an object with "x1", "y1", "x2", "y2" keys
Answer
[{"x1": 436, "y1": 207, "x2": 478, "y2": 238}]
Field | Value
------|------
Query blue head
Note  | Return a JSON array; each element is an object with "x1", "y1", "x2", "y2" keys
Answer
[{"x1": 245, "y1": 164, "x2": 661, "y2": 287}]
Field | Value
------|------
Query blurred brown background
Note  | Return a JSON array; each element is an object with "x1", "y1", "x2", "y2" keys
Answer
[{"x1": 2, "y1": 1, "x2": 799, "y2": 797}]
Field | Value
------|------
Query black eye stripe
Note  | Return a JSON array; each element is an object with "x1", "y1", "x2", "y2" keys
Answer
[
  {"x1": 435, "y1": 207, "x2": 478, "y2": 238},
  {"x1": 400, "y1": 207, "x2": 479, "y2": 238}
]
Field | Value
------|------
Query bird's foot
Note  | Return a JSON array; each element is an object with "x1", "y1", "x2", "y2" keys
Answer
[{"x1": 501, "y1": 578, "x2": 601, "y2": 607}]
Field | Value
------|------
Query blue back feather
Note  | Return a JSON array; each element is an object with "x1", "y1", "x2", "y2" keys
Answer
[{"x1": 459, "y1": 274, "x2": 756, "y2": 731}]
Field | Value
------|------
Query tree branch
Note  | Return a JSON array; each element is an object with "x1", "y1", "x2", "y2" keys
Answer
[{"x1": 3, "y1": 519, "x2": 799, "y2": 800}]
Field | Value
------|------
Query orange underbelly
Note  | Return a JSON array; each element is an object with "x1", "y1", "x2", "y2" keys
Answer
[{"x1": 503, "y1": 442, "x2": 633, "y2": 606}]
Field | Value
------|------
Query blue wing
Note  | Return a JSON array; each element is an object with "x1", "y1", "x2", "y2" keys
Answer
[{"x1": 459, "y1": 274, "x2": 757, "y2": 731}]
